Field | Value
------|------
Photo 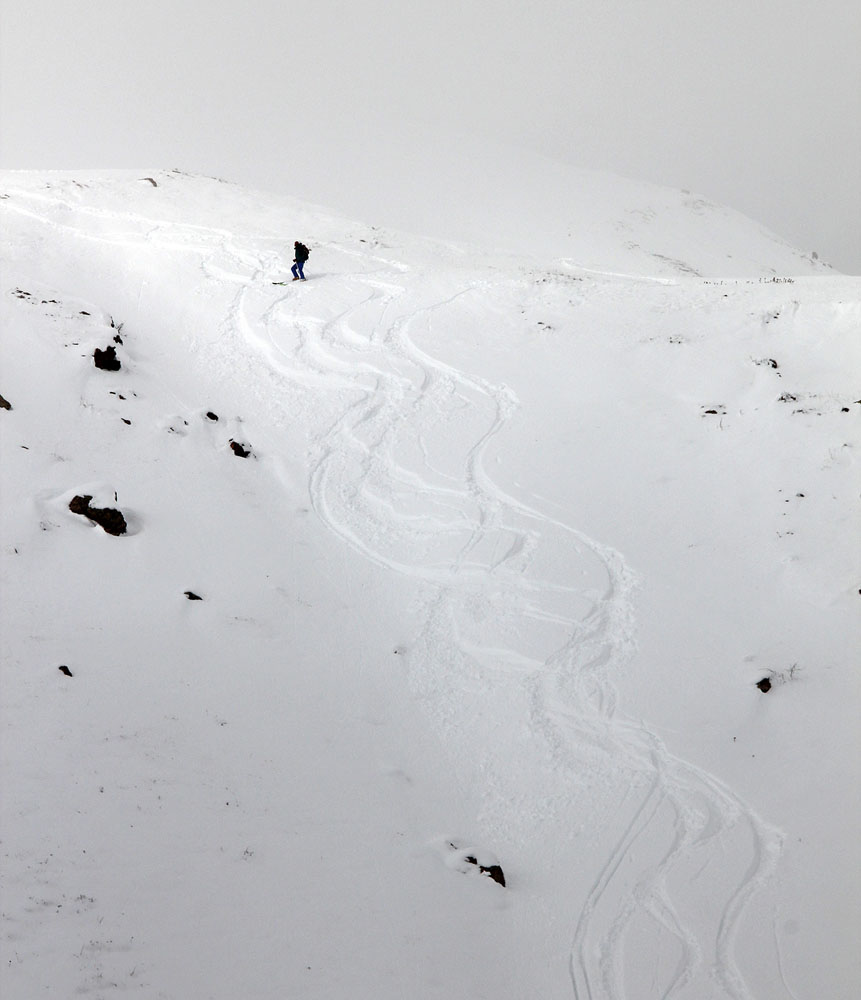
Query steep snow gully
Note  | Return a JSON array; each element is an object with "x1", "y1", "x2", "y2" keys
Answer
[{"x1": 3, "y1": 175, "x2": 846, "y2": 999}]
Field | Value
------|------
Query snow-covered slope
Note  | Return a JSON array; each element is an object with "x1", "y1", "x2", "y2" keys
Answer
[
  {"x1": 1, "y1": 171, "x2": 858, "y2": 1000},
  {"x1": 251, "y1": 129, "x2": 834, "y2": 278}
]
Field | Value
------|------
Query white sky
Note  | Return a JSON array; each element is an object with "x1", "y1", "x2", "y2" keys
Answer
[{"x1": 2, "y1": 0, "x2": 859, "y2": 272}]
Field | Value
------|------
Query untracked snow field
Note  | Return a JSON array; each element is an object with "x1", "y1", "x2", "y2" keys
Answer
[{"x1": 1, "y1": 171, "x2": 859, "y2": 999}]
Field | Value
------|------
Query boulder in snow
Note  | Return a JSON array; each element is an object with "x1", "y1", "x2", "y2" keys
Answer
[
  {"x1": 93, "y1": 344, "x2": 121, "y2": 371},
  {"x1": 68, "y1": 494, "x2": 127, "y2": 536}
]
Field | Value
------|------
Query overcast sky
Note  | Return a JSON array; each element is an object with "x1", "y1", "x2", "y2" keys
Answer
[{"x1": 2, "y1": 0, "x2": 858, "y2": 272}]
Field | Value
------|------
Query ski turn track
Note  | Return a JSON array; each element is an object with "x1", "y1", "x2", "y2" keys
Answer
[
  {"x1": 3, "y1": 187, "x2": 787, "y2": 1000},
  {"x1": 230, "y1": 242, "x2": 785, "y2": 1000}
]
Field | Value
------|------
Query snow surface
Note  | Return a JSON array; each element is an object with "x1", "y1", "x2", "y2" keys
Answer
[{"x1": 1, "y1": 170, "x2": 858, "y2": 1000}]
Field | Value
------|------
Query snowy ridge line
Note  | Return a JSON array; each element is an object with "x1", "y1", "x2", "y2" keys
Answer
[
  {"x1": 2, "y1": 183, "x2": 279, "y2": 246},
  {"x1": 1, "y1": 187, "x2": 293, "y2": 293},
  {"x1": 557, "y1": 259, "x2": 682, "y2": 285},
  {"x1": 227, "y1": 246, "x2": 788, "y2": 999}
]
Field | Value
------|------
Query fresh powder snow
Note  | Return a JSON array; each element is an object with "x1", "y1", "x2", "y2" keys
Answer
[{"x1": 0, "y1": 170, "x2": 858, "y2": 999}]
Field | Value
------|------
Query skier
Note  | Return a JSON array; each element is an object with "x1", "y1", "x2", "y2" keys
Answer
[{"x1": 291, "y1": 241, "x2": 310, "y2": 281}]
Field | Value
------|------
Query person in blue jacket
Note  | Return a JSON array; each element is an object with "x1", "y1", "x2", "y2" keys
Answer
[{"x1": 292, "y1": 241, "x2": 310, "y2": 281}]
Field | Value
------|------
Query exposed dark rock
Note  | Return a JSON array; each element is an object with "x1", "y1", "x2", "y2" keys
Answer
[
  {"x1": 184, "y1": 591, "x2": 203, "y2": 601},
  {"x1": 93, "y1": 345, "x2": 121, "y2": 371},
  {"x1": 58, "y1": 665, "x2": 73, "y2": 677},
  {"x1": 121, "y1": 418, "x2": 131, "y2": 425},
  {"x1": 480, "y1": 864, "x2": 506, "y2": 886},
  {"x1": 80, "y1": 310, "x2": 91, "y2": 316},
  {"x1": 68, "y1": 495, "x2": 89, "y2": 516},
  {"x1": 756, "y1": 677, "x2": 772, "y2": 693},
  {"x1": 462, "y1": 853, "x2": 506, "y2": 887},
  {"x1": 69, "y1": 495, "x2": 127, "y2": 535},
  {"x1": 206, "y1": 411, "x2": 219, "y2": 421},
  {"x1": 229, "y1": 439, "x2": 250, "y2": 458},
  {"x1": 141, "y1": 177, "x2": 158, "y2": 187},
  {"x1": 0, "y1": 393, "x2": 11, "y2": 410},
  {"x1": 113, "y1": 333, "x2": 123, "y2": 345}
]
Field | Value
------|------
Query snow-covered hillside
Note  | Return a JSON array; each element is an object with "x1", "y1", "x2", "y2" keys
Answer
[
  {"x1": 1, "y1": 171, "x2": 858, "y2": 1000},
  {"x1": 267, "y1": 129, "x2": 835, "y2": 279}
]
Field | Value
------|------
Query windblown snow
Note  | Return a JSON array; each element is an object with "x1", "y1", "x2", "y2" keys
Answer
[{"x1": 1, "y1": 170, "x2": 858, "y2": 1000}]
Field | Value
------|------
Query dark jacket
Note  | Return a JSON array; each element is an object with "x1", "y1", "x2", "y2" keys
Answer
[{"x1": 294, "y1": 242, "x2": 309, "y2": 263}]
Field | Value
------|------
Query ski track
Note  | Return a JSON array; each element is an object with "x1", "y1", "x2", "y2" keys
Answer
[
  {"x1": 3, "y1": 186, "x2": 788, "y2": 1000},
  {"x1": 228, "y1": 236, "x2": 786, "y2": 1000}
]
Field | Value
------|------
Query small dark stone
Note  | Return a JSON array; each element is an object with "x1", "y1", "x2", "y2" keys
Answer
[
  {"x1": 58, "y1": 665, "x2": 73, "y2": 677},
  {"x1": 206, "y1": 411, "x2": 219, "y2": 421},
  {"x1": 842, "y1": 407, "x2": 850, "y2": 413},
  {"x1": 704, "y1": 409, "x2": 718, "y2": 415},
  {"x1": 79, "y1": 311, "x2": 90, "y2": 316},
  {"x1": 756, "y1": 677, "x2": 772, "y2": 693},
  {"x1": 0, "y1": 393, "x2": 11, "y2": 410},
  {"x1": 69, "y1": 495, "x2": 127, "y2": 535},
  {"x1": 113, "y1": 333, "x2": 123, "y2": 345},
  {"x1": 121, "y1": 418, "x2": 131, "y2": 425},
  {"x1": 230, "y1": 439, "x2": 250, "y2": 458},
  {"x1": 184, "y1": 591, "x2": 203, "y2": 601},
  {"x1": 142, "y1": 177, "x2": 158, "y2": 187},
  {"x1": 93, "y1": 345, "x2": 121, "y2": 371}
]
